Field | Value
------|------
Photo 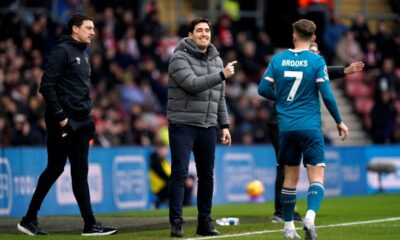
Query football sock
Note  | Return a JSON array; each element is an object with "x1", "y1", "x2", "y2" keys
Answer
[
  {"x1": 306, "y1": 182, "x2": 324, "y2": 222},
  {"x1": 282, "y1": 187, "x2": 297, "y2": 221}
]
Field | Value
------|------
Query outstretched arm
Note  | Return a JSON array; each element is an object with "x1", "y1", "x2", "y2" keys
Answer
[
  {"x1": 327, "y1": 61, "x2": 365, "y2": 80},
  {"x1": 344, "y1": 61, "x2": 365, "y2": 75}
]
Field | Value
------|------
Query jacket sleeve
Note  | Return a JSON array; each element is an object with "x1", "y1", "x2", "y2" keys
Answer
[
  {"x1": 168, "y1": 52, "x2": 224, "y2": 95},
  {"x1": 327, "y1": 66, "x2": 345, "y2": 80},
  {"x1": 39, "y1": 46, "x2": 68, "y2": 122},
  {"x1": 218, "y1": 81, "x2": 230, "y2": 127}
]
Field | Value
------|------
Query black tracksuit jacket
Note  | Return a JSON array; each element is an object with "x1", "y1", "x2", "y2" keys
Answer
[{"x1": 39, "y1": 35, "x2": 92, "y2": 123}]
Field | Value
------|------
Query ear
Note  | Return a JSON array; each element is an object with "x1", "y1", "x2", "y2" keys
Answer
[
  {"x1": 311, "y1": 34, "x2": 316, "y2": 42},
  {"x1": 72, "y1": 25, "x2": 80, "y2": 34},
  {"x1": 188, "y1": 32, "x2": 193, "y2": 40}
]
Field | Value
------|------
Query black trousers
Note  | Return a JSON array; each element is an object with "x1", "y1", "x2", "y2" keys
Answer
[
  {"x1": 168, "y1": 123, "x2": 217, "y2": 224},
  {"x1": 268, "y1": 123, "x2": 284, "y2": 215},
  {"x1": 25, "y1": 116, "x2": 95, "y2": 225}
]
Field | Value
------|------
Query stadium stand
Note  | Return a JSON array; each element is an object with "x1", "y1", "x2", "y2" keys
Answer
[{"x1": 0, "y1": 0, "x2": 399, "y2": 146}]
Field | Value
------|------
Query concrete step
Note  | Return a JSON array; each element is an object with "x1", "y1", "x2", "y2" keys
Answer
[
  {"x1": 324, "y1": 121, "x2": 364, "y2": 131},
  {"x1": 338, "y1": 0, "x2": 362, "y2": 13},
  {"x1": 321, "y1": 104, "x2": 354, "y2": 114},
  {"x1": 337, "y1": 0, "x2": 391, "y2": 14},
  {"x1": 333, "y1": 138, "x2": 372, "y2": 145},
  {"x1": 327, "y1": 129, "x2": 369, "y2": 139},
  {"x1": 321, "y1": 79, "x2": 372, "y2": 145}
]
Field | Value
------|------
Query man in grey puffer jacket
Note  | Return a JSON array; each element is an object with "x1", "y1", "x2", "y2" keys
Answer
[{"x1": 167, "y1": 18, "x2": 236, "y2": 238}]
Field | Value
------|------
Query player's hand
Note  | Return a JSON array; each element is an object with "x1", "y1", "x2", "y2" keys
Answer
[
  {"x1": 337, "y1": 122, "x2": 349, "y2": 141},
  {"x1": 344, "y1": 61, "x2": 365, "y2": 75},
  {"x1": 220, "y1": 128, "x2": 232, "y2": 146},
  {"x1": 223, "y1": 61, "x2": 237, "y2": 79}
]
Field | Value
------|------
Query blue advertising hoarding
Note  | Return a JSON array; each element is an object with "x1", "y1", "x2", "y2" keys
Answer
[{"x1": 1, "y1": 145, "x2": 399, "y2": 217}]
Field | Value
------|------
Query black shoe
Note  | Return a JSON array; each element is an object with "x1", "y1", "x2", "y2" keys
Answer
[
  {"x1": 171, "y1": 219, "x2": 184, "y2": 238},
  {"x1": 196, "y1": 219, "x2": 220, "y2": 236},
  {"x1": 294, "y1": 212, "x2": 303, "y2": 222},
  {"x1": 82, "y1": 222, "x2": 117, "y2": 236},
  {"x1": 17, "y1": 218, "x2": 48, "y2": 236}
]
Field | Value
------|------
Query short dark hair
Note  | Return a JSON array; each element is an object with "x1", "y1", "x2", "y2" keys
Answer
[
  {"x1": 188, "y1": 18, "x2": 211, "y2": 33},
  {"x1": 292, "y1": 19, "x2": 316, "y2": 40},
  {"x1": 67, "y1": 13, "x2": 93, "y2": 35}
]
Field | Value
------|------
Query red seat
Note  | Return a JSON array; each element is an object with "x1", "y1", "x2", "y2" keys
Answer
[
  {"x1": 345, "y1": 82, "x2": 358, "y2": 97},
  {"x1": 396, "y1": 100, "x2": 400, "y2": 113},
  {"x1": 355, "y1": 97, "x2": 374, "y2": 115},
  {"x1": 346, "y1": 82, "x2": 372, "y2": 98},
  {"x1": 344, "y1": 71, "x2": 365, "y2": 83},
  {"x1": 354, "y1": 84, "x2": 372, "y2": 98}
]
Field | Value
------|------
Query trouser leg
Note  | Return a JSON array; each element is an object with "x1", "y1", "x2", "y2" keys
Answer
[
  {"x1": 25, "y1": 136, "x2": 68, "y2": 220},
  {"x1": 168, "y1": 124, "x2": 194, "y2": 224},
  {"x1": 193, "y1": 127, "x2": 217, "y2": 222},
  {"x1": 68, "y1": 129, "x2": 95, "y2": 225}
]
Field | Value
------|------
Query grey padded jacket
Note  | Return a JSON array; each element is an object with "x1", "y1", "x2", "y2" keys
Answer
[{"x1": 167, "y1": 37, "x2": 229, "y2": 128}]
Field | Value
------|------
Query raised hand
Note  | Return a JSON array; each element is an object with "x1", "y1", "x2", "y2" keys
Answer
[{"x1": 223, "y1": 61, "x2": 237, "y2": 79}]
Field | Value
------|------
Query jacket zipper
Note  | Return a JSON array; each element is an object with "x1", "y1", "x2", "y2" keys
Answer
[{"x1": 205, "y1": 59, "x2": 211, "y2": 128}]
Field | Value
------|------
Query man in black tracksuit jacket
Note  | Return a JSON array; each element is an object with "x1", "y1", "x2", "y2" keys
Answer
[
  {"x1": 269, "y1": 42, "x2": 365, "y2": 223},
  {"x1": 17, "y1": 13, "x2": 116, "y2": 236}
]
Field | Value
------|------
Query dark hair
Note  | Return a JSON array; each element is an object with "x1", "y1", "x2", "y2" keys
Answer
[
  {"x1": 292, "y1": 19, "x2": 316, "y2": 40},
  {"x1": 67, "y1": 13, "x2": 93, "y2": 35},
  {"x1": 188, "y1": 18, "x2": 211, "y2": 33}
]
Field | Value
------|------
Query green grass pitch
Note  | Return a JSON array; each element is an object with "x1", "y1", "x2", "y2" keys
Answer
[{"x1": 1, "y1": 193, "x2": 399, "y2": 239}]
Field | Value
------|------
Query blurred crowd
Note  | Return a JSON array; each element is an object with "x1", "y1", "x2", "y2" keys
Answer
[{"x1": 1, "y1": 1, "x2": 400, "y2": 147}]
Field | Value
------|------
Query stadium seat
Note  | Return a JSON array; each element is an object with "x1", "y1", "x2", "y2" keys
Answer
[
  {"x1": 395, "y1": 100, "x2": 400, "y2": 113},
  {"x1": 355, "y1": 97, "x2": 374, "y2": 116},
  {"x1": 344, "y1": 71, "x2": 365, "y2": 83},
  {"x1": 345, "y1": 82, "x2": 372, "y2": 98}
]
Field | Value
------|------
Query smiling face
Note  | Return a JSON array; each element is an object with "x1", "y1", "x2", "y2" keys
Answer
[
  {"x1": 72, "y1": 20, "x2": 95, "y2": 44},
  {"x1": 189, "y1": 22, "x2": 211, "y2": 52}
]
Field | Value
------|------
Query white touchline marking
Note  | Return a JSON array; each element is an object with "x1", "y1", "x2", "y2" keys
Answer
[{"x1": 185, "y1": 217, "x2": 400, "y2": 240}]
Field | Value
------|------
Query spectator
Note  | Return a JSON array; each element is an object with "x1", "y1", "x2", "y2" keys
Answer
[
  {"x1": 0, "y1": 115, "x2": 11, "y2": 146},
  {"x1": 216, "y1": 14, "x2": 235, "y2": 54},
  {"x1": 0, "y1": 2, "x2": 399, "y2": 147},
  {"x1": 375, "y1": 58, "x2": 398, "y2": 100},
  {"x1": 323, "y1": 14, "x2": 348, "y2": 63},
  {"x1": 363, "y1": 40, "x2": 382, "y2": 71},
  {"x1": 334, "y1": 30, "x2": 363, "y2": 66},
  {"x1": 370, "y1": 91, "x2": 398, "y2": 143},
  {"x1": 374, "y1": 21, "x2": 392, "y2": 59},
  {"x1": 239, "y1": 40, "x2": 264, "y2": 83},
  {"x1": 149, "y1": 140, "x2": 194, "y2": 209},
  {"x1": 350, "y1": 14, "x2": 371, "y2": 51},
  {"x1": 255, "y1": 30, "x2": 274, "y2": 64},
  {"x1": 10, "y1": 113, "x2": 40, "y2": 146}
]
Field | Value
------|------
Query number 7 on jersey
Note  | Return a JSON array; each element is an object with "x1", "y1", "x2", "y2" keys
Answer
[{"x1": 285, "y1": 71, "x2": 303, "y2": 101}]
